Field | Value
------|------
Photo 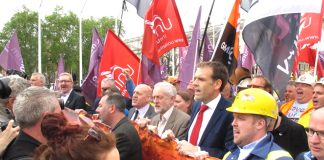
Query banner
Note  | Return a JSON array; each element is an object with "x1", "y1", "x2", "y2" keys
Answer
[
  {"x1": 203, "y1": 34, "x2": 214, "y2": 62},
  {"x1": 178, "y1": 6, "x2": 201, "y2": 90},
  {"x1": 211, "y1": 0, "x2": 240, "y2": 76},
  {"x1": 81, "y1": 28, "x2": 103, "y2": 105},
  {"x1": 142, "y1": 0, "x2": 188, "y2": 64},
  {"x1": 242, "y1": 0, "x2": 322, "y2": 96},
  {"x1": 98, "y1": 30, "x2": 141, "y2": 97},
  {"x1": 0, "y1": 30, "x2": 25, "y2": 72}
]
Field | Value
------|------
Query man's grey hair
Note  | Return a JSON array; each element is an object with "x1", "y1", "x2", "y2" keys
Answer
[
  {"x1": 8, "y1": 75, "x2": 30, "y2": 98},
  {"x1": 154, "y1": 81, "x2": 177, "y2": 96},
  {"x1": 31, "y1": 72, "x2": 46, "y2": 85},
  {"x1": 13, "y1": 86, "x2": 59, "y2": 129}
]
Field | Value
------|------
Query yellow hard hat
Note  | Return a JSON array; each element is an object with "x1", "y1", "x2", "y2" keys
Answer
[{"x1": 227, "y1": 88, "x2": 278, "y2": 119}]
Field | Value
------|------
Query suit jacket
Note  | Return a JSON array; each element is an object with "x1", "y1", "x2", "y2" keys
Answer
[
  {"x1": 151, "y1": 107, "x2": 190, "y2": 140},
  {"x1": 187, "y1": 96, "x2": 234, "y2": 158},
  {"x1": 112, "y1": 117, "x2": 142, "y2": 160},
  {"x1": 127, "y1": 104, "x2": 157, "y2": 120},
  {"x1": 64, "y1": 90, "x2": 87, "y2": 110}
]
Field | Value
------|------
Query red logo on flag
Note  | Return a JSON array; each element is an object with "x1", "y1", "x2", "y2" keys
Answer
[{"x1": 98, "y1": 30, "x2": 141, "y2": 97}]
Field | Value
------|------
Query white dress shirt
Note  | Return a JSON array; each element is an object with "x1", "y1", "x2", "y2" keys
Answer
[
  {"x1": 131, "y1": 104, "x2": 150, "y2": 120},
  {"x1": 188, "y1": 94, "x2": 221, "y2": 145},
  {"x1": 157, "y1": 106, "x2": 174, "y2": 136}
]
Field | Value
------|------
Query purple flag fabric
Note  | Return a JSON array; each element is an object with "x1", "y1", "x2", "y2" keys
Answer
[
  {"x1": 319, "y1": 52, "x2": 324, "y2": 72},
  {"x1": 54, "y1": 54, "x2": 65, "y2": 91},
  {"x1": 141, "y1": 53, "x2": 162, "y2": 87},
  {"x1": 160, "y1": 63, "x2": 168, "y2": 79},
  {"x1": 203, "y1": 35, "x2": 214, "y2": 61},
  {"x1": 242, "y1": 0, "x2": 322, "y2": 96},
  {"x1": 178, "y1": 6, "x2": 201, "y2": 90},
  {"x1": 57, "y1": 54, "x2": 65, "y2": 76},
  {"x1": 81, "y1": 28, "x2": 103, "y2": 106},
  {"x1": 0, "y1": 30, "x2": 25, "y2": 72},
  {"x1": 239, "y1": 45, "x2": 255, "y2": 72},
  {"x1": 126, "y1": 0, "x2": 152, "y2": 18}
]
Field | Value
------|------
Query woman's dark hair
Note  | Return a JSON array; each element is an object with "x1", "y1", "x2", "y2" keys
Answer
[
  {"x1": 34, "y1": 113, "x2": 116, "y2": 160},
  {"x1": 177, "y1": 90, "x2": 193, "y2": 115}
]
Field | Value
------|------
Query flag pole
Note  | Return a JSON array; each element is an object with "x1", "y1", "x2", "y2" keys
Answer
[
  {"x1": 118, "y1": 0, "x2": 127, "y2": 37},
  {"x1": 137, "y1": 53, "x2": 143, "y2": 85},
  {"x1": 79, "y1": 0, "x2": 87, "y2": 85},
  {"x1": 38, "y1": 0, "x2": 43, "y2": 73},
  {"x1": 198, "y1": 0, "x2": 216, "y2": 57}
]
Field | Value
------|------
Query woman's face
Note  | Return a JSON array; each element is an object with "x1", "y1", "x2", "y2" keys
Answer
[{"x1": 174, "y1": 95, "x2": 190, "y2": 113}]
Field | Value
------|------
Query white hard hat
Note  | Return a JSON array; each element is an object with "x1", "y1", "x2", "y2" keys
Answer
[
  {"x1": 295, "y1": 73, "x2": 315, "y2": 85},
  {"x1": 315, "y1": 77, "x2": 324, "y2": 86}
]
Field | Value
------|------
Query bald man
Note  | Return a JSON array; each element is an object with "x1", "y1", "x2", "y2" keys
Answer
[{"x1": 127, "y1": 84, "x2": 156, "y2": 120}]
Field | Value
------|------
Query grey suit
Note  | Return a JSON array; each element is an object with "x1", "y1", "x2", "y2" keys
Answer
[
  {"x1": 151, "y1": 107, "x2": 190, "y2": 140},
  {"x1": 127, "y1": 104, "x2": 157, "y2": 120}
]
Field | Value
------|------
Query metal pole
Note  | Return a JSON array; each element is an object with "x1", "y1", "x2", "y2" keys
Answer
[
  {"x1": 198, "y1": 0, "x2": 216, "y2": 57},
  {"x1": 79, "y1": 0, "x2": 87, "y2": 85},
  {"x1": 38, "y1": 0, "x2": 43, "y2": 73}
]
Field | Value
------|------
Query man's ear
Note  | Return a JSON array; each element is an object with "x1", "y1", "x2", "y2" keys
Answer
[{"x1": 213, "y1": 79, "x2": 222, "y2": 91}]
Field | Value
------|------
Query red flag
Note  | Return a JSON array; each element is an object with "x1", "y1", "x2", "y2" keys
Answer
[
  {"x1": 293, "y1": 4, "x2": 324, "y2": 77},
  {"x1": 98, "y1": 30, "x2": 142, "y2": 97},
  {"x1": 142, "y1": 0, "x2": 188, "y2": 64}
]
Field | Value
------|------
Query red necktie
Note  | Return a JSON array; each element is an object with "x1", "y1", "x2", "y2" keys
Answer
[{"x1": 189, "y1": 105, "x2": 209, "y2": 145}]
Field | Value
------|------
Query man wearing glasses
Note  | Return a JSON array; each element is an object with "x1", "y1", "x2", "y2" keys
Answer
[
  {"x1": 58, "y1": 72, "x2": 87, "y2": 110},
  {"x1": 296, "y1": 107, "x2": 324, "y2": 160}
]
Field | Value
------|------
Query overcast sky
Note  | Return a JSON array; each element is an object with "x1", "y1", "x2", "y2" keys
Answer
[{"x1": 0, "y1": 0, "x2": 233, "y2": 39}]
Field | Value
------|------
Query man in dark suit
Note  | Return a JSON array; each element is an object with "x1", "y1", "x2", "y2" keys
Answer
[
  {"x1": 150, "y1": 82, "x2": 190, "y2": 140},
  {"x1": 58, "y1": 72, "x2": 87, "y2": 110},
  {"x1": 178, "y1": 61, "x2": 234, "y2": 158},
  {"x1": 96, "y1": 93, "x2": 142, "y2": 160},
  {"x1": 127, "y1": 84, "x2": 156, "y2": 120}
]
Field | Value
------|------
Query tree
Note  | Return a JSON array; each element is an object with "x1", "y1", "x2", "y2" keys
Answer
[{"x1": 0, "y1": 6, "x2": 120, "y2": 84}]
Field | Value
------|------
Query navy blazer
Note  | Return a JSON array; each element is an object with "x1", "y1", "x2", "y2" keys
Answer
[{"x1": 187, "y1": 96, "x2": 234, "y2": 158}]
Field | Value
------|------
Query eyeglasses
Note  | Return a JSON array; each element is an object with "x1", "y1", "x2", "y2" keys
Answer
[
  {"x1": 306, "y1": 128, "x2": 324, "y2": 139},
  {"x1": 59, "y1": 80, "x2": 72, "y2": 83}
]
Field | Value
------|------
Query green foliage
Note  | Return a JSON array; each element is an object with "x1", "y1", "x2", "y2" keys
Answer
[{"x1": 0, "y1": 6, "x2": 120, "y2": 83}]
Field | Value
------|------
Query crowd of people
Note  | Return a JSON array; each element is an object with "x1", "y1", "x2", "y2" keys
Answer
[{"x1": 0, "y1": 61, "x2": 324, "y2": 160}]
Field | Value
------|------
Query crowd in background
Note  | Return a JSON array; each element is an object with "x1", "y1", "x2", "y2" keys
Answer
[{"x1": 0, "y1": 61, "x2": 324, "y2": 160}]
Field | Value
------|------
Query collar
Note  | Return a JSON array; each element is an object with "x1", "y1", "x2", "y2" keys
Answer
[
  {"x1": 137, "y1": 104, "x2": 150, "y2": 115},
  {"x1": 249, "y1": 133, "x2": 275, "y2": 158},
  {"x1": 160, "y1": 106, "x2": 174, "y2": 121},
  {"x1": 62, "y1": 89, "x2": 73, "y2": 97},
  {"x1": 203, "y1": 94, "x2": 221, "y2": 110},
  {"x1": 112, "y1": 117, "x2": 128, "y2": 131}
]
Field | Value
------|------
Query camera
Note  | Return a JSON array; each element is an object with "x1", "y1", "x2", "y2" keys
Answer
[{"x1": 0, "y1": 77, "x2": 12, "y2": 99}]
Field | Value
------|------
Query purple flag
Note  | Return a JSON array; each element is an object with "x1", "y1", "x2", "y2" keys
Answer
[
  {"x1": 81, "y1": 28, "x2": 103, "y2": 105},
  {"x1": 160, "y1": 63, "x2": 168, "y2": 79},
  {"x1": 126, "y1": 0, "x2": 152, "y2": 18},
  {"x1": 239, "y1": 45, "x2": 256, "y2": 72},
  {"x1": 178, "y1": 6, "x2": 201, "y2": 90},
  {"x1": 0, "y1": 30, "x2": 25, "y2": 72},
  {"x1": 319, "y1": 52, "x2": 324, "y2": 74},
  {"x1": 141, "y1": 54, "x2": 162, "y2": 86},
  {"x1": 54, "y1": 54, "x2": 65, "y2": 91},
  {"x1": 203, "y1": 35, "x2": 214, "y2": 61},
  {"x1": 57, "y1": 54, "x2": 65, "y2": 76}
]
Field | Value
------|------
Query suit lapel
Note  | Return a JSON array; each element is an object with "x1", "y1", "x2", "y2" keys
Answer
[
  {"x1": 128, "y1": 108, "x2": 135, "y2": 119},
  {"x1": 199, "y1": 97, "x2": 227, "y2": 145},
  {"x1": 163, "y1": 108, "x2": 177, "y2": 132},
  {"x1": 144, "y1": 105, "x2": 154, "y2": 118},
  {"x1": 65, "y1": 91, "x2": 74, "y2": 106}
]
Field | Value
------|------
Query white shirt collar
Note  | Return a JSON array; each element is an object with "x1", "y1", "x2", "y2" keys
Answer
[
  {"x1": 238, "y1": 134, "x2": 268, "y2": 160},
  {"x1": 137, "y1": 103, "x2": 150, "y2": 118},
  {"x1": 161, "y1": 106, "x2": 174, "y2": 121},
  {"x1": 203, "y1": 94, "x2": 221, "y2": 110}
]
